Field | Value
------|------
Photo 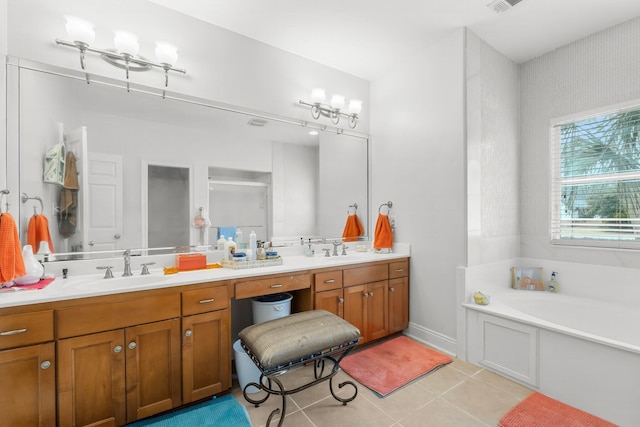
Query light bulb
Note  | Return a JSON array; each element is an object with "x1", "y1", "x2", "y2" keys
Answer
[
  {"x1": 330, "y1": 94, "x2": 345, "y2": 110},
  {"x1": 155, "y1": 42, "x2": 178, "y2": 66},
  {"x1": 114, "y1": 31, "x2": 139, "y2": 56},
  {"x1": 310, "y1": 88, "x2": 326, "y2": 104},
  {"x1": 348, "y1": 99, "x2": 363, "y2": 115},
  {"x1": 65, "y1": 16, "x2": 95, "y2": 45}
]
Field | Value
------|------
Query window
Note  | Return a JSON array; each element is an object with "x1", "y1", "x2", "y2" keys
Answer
[{"x1": 551, "y1": 102, "x2": 640, "y2": 249}]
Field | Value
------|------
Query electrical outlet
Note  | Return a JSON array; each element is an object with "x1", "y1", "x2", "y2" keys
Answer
[{"x1": 389, "y1": 215, "x2": 396, "y2": 229}]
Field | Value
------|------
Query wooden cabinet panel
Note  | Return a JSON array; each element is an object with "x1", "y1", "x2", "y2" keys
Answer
[
  {"x1": 125, "y1": 318, "x2": 182, "y2": 421},
  {"x1": 0, "y1": 342, "x2": 55, "y2": 426},
  {"x1": 343, "y1": 285, "x2": 366, "y2": 341},
  {"x1": 389, "y1": 277, "x2": 409, "y2": 333},
  {"x1": 343, "y1": 264, "x2": 388, "y2": 287},
  {"x1": 367, "y1": 280, "x2": 389, "y2": 341},
  {"x1": 314, "y1": 288, "x2": 344, "y2": 318},
  {"x1": 182, "y1": 284, "x2": 230, "y2": 316},
  {"x1": 389, "y1": 260, "x2": 409, "y2": 279},
  {"x1": 235, "y1": 273, "x2": 311, "y2": 299},
  {"x1": 58, "y1": 329, "x2": 126, "y2": 427},
  {"x1": 182, "y1": 310, "x2": 231, "y2": 403},
  {"x1": 314, "y1": 270, "x2": 343, "y2": 292},
  {"x1": 0, "y1": 310, "x2": 53, "y2": 350},
  {"x1": 57, "y1": 294, "x2": 181, "y2": 339}
]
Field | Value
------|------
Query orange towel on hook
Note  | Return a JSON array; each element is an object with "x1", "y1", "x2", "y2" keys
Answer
[
  {"x1": 342, "y1": 214, "x2": 364, "y2": 242},
  {"x1": 373, "y1": 213, "x2": 393, "y2": 249},
  {"x1": 27, "y1": 214, "x2": 55, "y2": 253},
  {"x1": 0, "y1": 213, "x2": 26, "y2": 283}
]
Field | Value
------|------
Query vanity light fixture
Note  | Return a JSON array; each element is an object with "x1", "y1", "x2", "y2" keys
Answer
[
  {"x1": 55, "y1": 16, "x2": 186, "y2": 94},
  {"x1": 299, "y1": 88, "x2": 363, "y2": 129}
]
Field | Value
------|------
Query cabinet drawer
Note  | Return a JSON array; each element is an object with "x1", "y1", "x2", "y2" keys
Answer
[
  {"x1": 389, "y1": 260, "x2": 409, "y2": 278},
  {"x1": 182, "y1": 285, "x2": 230, "y2": 316},
  {"x1": 235, "y1": 273, "x2": 311, "y2": 299},
  {"x1": 0, "y1": 310, "x2": 54, "y2": 350},
  {"x1": 57, "y1": 293, "x2": 181, "y2": 339},
  {"x1": 343, "y1": 264, "x2": 388, "y2": 287},
  {"x1": 314, "y1": 270, "x2": 343, "y2": 292}
]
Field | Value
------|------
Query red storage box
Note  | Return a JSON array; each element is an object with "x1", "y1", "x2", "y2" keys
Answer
[{"x1": 176, "y1": 253, "x2": 206, "y2": 271}]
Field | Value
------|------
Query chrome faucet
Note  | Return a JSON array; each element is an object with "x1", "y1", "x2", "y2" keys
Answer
[
  {"x1": 332, "y1": 241, "x2": 343, "y2": 257},
  {"x1": 123, "y1": 250, "x2": 133, "y2": 277}
]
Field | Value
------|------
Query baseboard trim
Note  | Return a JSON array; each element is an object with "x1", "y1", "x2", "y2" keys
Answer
[{"x1": 405, "y1": 322, "x2": 457, "y2": 357}]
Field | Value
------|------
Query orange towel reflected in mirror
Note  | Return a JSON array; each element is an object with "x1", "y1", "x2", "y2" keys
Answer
[
  {"x1": 373, "y1": 213, "x2": 393, "y2": 249},
  {"x1": 27, "y1": 214, "x2": 55, "y2": 253},
  {"x1": 342, "y1": 214, "x2": 364, "y2": 242},
  {"x1": 0, "y1": 213, "x2": 26, "y2": 283}
]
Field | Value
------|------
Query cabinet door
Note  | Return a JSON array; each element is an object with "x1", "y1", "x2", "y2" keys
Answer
[
  {"x1": 314, "y1": 288, "x2": 344, "y2": 318},
  {"x1": 343, "y1": 285, "x2": 366, "y2": 343},
  {"x1": 58, "y1": 330, "x2": 126, "y2": 427},
  {"x1": 182, "y1": 309, "x2": 231, "y2": 403},
  {"x1": 389, "y1": 277, "x2": 409, "y2": 333},
  {"x1": 366, "y1": 280, "x2": 389, "y2": 341},
  {"x1": 0, "y1": 342, "x2": 55, "y2": 427},
  {"x1": 125, "y1": 318, "x2": 181, "y2": 422}
]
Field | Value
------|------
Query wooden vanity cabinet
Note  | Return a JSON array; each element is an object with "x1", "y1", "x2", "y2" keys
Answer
[
  {"x1": 56, "y1": 292, "x2": 182, "y2": 426},
  {"x1": 0, "y1": 310, "x2": 55, "y2": 427},
  {"x1": 388, "y1": 260, "x2": 410, "y2": 334},
  {"x1": 181, "y1": 284, "x2": 232, "y2": 403}
]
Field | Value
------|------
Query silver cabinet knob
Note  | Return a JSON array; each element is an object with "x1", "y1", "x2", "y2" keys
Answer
[
  {"x1": 390, "y1": 287, "x2": 395, "y2": 292},
  {"x1": 128, "y1": 342, "x2": 137, "y2": 350},
  {"x1": 41, "y1": 361, "x2": 51, "y2": 370},
  {"x1": 185, "y1": 330, "x2": 192, "y2": 337},
  {"x1": 114, "y1": 345, "x2": 123, "y2": 353},
  {"x1": 338, "y1": 297, "x2": 344, "y2": 303}
]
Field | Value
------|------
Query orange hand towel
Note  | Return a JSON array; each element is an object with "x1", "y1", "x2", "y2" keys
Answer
[
  {"x1": 373, "y1": 213, "x2": 393, "y2": 249},
  {"x1": 0, "y1": 213, "x2": 26, "y2": 283},
  {"x1": 342, "y1": 214, "x2": 364, "y2": 242},
  {"x1": 27, "y1": 215, "x2": 55, "y2": 253}
]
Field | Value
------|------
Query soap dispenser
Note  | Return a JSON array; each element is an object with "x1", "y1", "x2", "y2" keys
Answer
[
  {"x1": 547, "y1": 271, "x2": 559, "y2": 293},
  {"x1": 305, "y1": 238, "x2": 314, "y2": 257}
]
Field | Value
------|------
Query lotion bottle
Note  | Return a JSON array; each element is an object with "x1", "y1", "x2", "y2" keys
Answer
[
  {"x1": 225, "y1": 237, "x2": 236, "y2": 261},
  {"x1": 249, "y1": 230, "x2": 257, "y2": 261}
]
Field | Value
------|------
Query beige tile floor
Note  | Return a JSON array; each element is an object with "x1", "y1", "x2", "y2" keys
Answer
[{"x1": 231, "y1": 337, "x2": 533, "y2": 427}]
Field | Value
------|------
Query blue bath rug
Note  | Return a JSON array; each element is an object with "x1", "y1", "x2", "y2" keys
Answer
[{"x1": 126, "y1": 394, "x2": 251, "y2": 427}]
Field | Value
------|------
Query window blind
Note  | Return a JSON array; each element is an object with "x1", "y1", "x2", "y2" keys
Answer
[{"x1": 550, "y1": 103, "x2": 640, "y2": 249}]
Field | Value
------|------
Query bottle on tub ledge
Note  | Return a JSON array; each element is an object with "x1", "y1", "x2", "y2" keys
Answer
[{"x1": 547, "y1": 271, "x2": 559, "y2": 293}]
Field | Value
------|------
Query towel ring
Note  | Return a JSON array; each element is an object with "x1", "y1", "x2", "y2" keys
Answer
[
  {"x1": 21, "y1": 193, "x2": 44, "y2": 215},
  {"x1": 378, "y1": 201, "x2": 393, "y2": 214},
  {"x1": 0, "y1": 189, "x2": 9, "y2": 213},
  {"x1": 347, "y1": 203, "x2": 358, "y2": 215}
]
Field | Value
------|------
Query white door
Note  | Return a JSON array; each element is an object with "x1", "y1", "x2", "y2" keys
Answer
[{"x1": 86, "y1": 153, "x2": 123, "y2": 251}]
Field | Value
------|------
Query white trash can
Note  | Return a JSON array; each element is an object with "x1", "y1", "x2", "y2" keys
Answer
[
  {"x1": 252, "y1": 293, "x2": 292, "y2": 324},
  {"x1": 233, "y1": 339, "x2": 261, "y2": 394}
]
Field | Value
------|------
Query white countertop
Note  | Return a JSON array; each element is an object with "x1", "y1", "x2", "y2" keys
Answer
[{"x1": 0, "y1": 246, "x2": 410, "y2": 308}]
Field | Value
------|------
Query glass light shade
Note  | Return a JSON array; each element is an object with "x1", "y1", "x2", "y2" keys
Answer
[
  {"x1": 114, "y1": 31, "x2": 139, "y2": 55},
  {"x1": 37, "y1": 241, "x2": 51, "y2": 255},
  {"x1": 348, "y1": 99, "x2": 363, "y2": 115},
  {"x1": 65, "y1": 16, "x2": 95, "y2": 44},
  {"x1": 330, "y1": 94, "x2": 345, "y2": 110},
  {"x1": 310, "y1": 88, "x2": 326, "y2": 104},
  {"x1": 155, "y1": 42, "x2": 178, "y2": 66}
]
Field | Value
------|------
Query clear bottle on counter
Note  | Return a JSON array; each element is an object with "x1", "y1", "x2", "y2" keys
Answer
[
  {"x1": 225, "y1": 237, "x2": 236, "y2": 261},
  {"x1": 249, "y1": 230, "x2": 257, "y2": 261},
  {"x1": 256, "y1": 241, "x2": 266, "y2": 260}
]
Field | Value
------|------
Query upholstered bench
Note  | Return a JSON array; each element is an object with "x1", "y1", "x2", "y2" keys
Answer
[{"x1": 239, "y1": 309, "x2": 360, "y2": 427}]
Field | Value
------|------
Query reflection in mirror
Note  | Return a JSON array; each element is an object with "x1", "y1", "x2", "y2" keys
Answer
[
  {"x1": 12, "y1": 61, "x2": 370, "y2": 262},
  {"x1": 148, "y1": 165, "x2": 190, "y2": 249}
]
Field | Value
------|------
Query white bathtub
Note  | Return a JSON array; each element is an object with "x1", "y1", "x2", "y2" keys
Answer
[{"x1": 464, "y1": 289, "x2": 640, "y2": 426}]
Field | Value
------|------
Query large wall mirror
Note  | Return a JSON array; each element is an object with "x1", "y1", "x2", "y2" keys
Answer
[{"x1": 8, "y1": 60, "x2": 370, "y2": 262}]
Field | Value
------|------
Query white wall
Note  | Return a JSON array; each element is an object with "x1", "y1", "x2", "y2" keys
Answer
[
  {"x1": 466, "y1": 31, "x2": 520, "y2": 266},
  {"x1": 370, "y1": 30, "x2": 466, "y2": 354},
  {"x1": 0, "y1": 0, "x2": 7, "y2": 192},
  {"x1": 520, "y1": 17, "x2": 640, "y2": 268}
]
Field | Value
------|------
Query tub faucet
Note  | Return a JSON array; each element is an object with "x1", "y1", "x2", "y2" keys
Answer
[
  {"x1": 123, "y1": 250, "x2": 133, "y2": 277},
  {"x1": 332, "y1": 241, "x2": 342, "y2": 257}
]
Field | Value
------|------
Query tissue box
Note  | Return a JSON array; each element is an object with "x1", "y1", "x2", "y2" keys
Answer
[{"x1": 176, "y1": 253, "x2": 206, "y2": 271}]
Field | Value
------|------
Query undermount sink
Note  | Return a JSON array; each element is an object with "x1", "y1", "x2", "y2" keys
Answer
[{"x1": 66, "y1": 274, "x2": 169, "y2": 290}]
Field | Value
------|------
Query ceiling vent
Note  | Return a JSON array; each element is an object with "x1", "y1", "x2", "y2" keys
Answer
[
  {"x1": 487, "y1": 0, "x2": 522, "y2": 13},
  {"x1": 247, "y1": 118, "x2": 269, "y2": 127}
]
